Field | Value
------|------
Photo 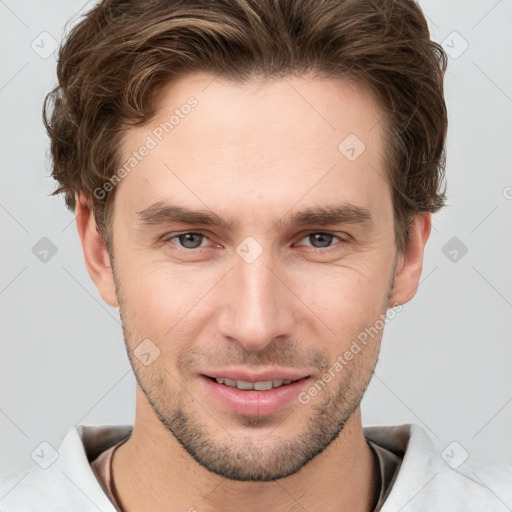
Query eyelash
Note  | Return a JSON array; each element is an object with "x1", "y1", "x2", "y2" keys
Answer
[{"x1": 161, "y1": 231, "x2": 347, "y2": 252}]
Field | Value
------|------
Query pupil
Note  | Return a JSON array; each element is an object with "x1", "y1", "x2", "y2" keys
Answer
[
  {"x1": 180, "y1": 233, "x2": 202, "y2": 248},
  {"x1": 311, "y1": 233, "x2": 332, "y2": 248}
]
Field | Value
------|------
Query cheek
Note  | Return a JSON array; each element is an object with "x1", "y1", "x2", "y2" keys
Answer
[
  {"x1": 117, "y1": 257, "x2": 219, "y2": 343},
  {"x1": 115, "y1": 237, "x2": 394, "y2": 356},
  {"x1": 296, "y1": 264, "x2": 391, "y2": 342}
]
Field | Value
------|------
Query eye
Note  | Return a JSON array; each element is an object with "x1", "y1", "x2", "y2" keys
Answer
[
  {"x1": 163, "y1": 232, "x2": 209, "y2": 249},
  {"x1": 296, "y1": 232, "x2": 344, "y2": 249},
  {"x1": 161, "y1": 231, "x2": 345, "y2": 252}
]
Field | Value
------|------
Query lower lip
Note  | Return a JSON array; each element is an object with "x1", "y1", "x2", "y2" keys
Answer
[{"x1": 199, "y1": 375, "x2": 310, "y2": 416}]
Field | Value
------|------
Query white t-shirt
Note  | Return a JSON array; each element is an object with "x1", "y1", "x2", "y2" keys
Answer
[{"x1": 0, "y1": 423, "x2": 510, "y2": 511}]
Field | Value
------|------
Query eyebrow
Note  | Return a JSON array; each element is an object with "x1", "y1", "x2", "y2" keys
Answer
[
  {"x1": 135, "y1": 201, "x2": 373, "y2": 230},
  {"x1": 136, "y1": 203, "x2": 235, "y2": 230}
]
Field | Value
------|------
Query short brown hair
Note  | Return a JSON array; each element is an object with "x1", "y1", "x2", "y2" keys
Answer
[{"x1": 43, "y1": 0, "x2": 447, "y2": 254}]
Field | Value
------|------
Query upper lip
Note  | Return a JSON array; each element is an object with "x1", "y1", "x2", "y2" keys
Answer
[{"x1": 201, "y1": 368, "x2": 311, "y2": 382}]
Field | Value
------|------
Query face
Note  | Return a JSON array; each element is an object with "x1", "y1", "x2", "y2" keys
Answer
[{"x1": 102, "y1": 72, "x2": 402, "y2": 481}]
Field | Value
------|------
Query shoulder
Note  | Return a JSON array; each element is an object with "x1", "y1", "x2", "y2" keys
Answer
[
  {"x1": 365, "y1": 423, "x2": 512, "y2": 511},
  {"x1": 0, "y1": 466, "x2": 89, "y2": 511},
  {"x1": 0, "y1": 424, "x2": 132, "y2": 511}
]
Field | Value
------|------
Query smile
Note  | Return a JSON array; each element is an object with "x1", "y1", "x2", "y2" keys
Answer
[
  {"x1": 201, "y1": 375, "x2": 311, "y2": 416},
  {"x1": 214, "y1": 378, "x2": 295, "y2": 390}
]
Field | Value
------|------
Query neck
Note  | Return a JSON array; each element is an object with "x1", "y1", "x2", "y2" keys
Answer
[{"x1": 112, "y1": 389, "x2": 378, "y2": 512}]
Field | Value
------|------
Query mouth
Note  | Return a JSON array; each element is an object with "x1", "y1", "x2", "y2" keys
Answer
[
  {"x1": 199, "y1": 372, "x2": 312, "y2": 416},
  {"x1": 207, "y1": 376, "x2": 300, "y2": 391}
]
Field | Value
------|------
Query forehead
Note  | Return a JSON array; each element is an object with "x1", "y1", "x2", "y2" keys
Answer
[{"x1": 115, "y1": 71, "x2": 390, "y2": 223}]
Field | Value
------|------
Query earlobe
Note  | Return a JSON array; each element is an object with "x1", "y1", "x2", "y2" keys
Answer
[
  {"x1": 388, "y1": 213, "x2": 431, "y2": 307},
  {"x1": 75, "y1": 192, "x2": 119, "y2": 308}
]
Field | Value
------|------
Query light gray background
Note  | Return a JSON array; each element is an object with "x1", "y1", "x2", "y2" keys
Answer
[{"x1": 1, "y1": 0, "x2": 511, "y2": 475}]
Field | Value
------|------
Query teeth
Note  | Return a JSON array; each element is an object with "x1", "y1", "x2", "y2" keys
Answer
[
  {"x1": 214, "y1": 378, "x2": 294, "y2": 390},
  {"x1": 254, "y1": 381, "x2": 274, "y2": 390}
]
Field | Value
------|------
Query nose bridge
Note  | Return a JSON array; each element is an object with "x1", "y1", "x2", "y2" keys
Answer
[{"x1": 217, "y1": 242, "x2": 293, "y2": 351}]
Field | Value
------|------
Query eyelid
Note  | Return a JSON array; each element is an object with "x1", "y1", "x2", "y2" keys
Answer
[
  {"x1": 161, "y1": 230, "x2": 213, "y2": 248},
  {"x1": 162, "y1": 230, "x2": 208, "y2": 240},
  {"x1": 294, "y1": 232, "x2": 347, "y2": 250},
  {"x1": 161, "y1": 230, "x2": 348, "y2": 250}
]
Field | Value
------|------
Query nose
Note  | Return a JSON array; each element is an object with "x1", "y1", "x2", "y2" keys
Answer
[{"x1": 216, "y1": 247, "x2": 296, "y2": 352}]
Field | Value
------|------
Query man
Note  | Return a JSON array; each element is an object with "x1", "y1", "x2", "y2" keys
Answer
[{"x1": 1, "y1": 0, "x2": 510, "y2": 510}]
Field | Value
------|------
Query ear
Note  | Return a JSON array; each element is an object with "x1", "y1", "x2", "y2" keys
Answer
[
  {"x1": 75, "y1": 192, "x2": 119, "y2": 308},
  {"x1": 388, "y1": 213, "x2": 431, "y2": 307}
]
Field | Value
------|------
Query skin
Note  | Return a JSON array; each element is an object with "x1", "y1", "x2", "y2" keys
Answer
[{"x1": 75, "y1": 71, "x2": 430, "y2": 512}]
